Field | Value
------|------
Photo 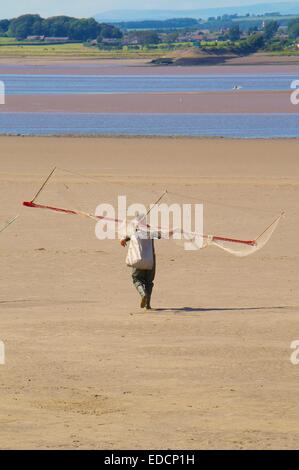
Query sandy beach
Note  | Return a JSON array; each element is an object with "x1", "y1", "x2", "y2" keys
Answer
[{"x1": 0, "y1": 136, "x2": 298, "y2": 449}]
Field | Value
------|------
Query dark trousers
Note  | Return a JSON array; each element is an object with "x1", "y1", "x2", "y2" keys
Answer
[{"x1": 132, "y1": 264, "x2": 156, "y2": 300}]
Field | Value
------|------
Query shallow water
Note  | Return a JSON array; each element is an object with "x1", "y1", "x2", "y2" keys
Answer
[
  {"x1": 0, "y1": 73, "x2": 297, "y2": 94},
  {"x1": 0, "y1": 112, "x2": 298, "y2": 138}
]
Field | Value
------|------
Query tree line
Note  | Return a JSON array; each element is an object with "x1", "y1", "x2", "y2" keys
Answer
[
  {"x1": 115, "y1": 18, "x2": 199, "y2": 30},
  {"x1": 288, "y1": 18, "x2": 299, "y2": 38},
  {"x1": 227, "y1": 19, "x2": 299, "y2": 41},
  {"x1": 0, "y1": 14, "x2": 123, "y2": 41}
]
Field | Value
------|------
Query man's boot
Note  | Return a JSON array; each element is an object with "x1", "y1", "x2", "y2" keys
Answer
[
  {"x1": 145, "y1": 295, "x2": 151, "y2": 310},
  {"x1": 135, "y1": 283, "x2": 147, "y2": 308}
]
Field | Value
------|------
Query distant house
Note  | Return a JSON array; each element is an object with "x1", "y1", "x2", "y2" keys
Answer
[
  {"x1": 278, "y1": 33, "x2": 289, "y2": 40},
  {"x1": 176, "y1": 33, "x2": 192, "y2": 42},
  {"x1": 199, "y1": 29, "x2": 211, "y2": 35},
  {"x1": 220, "y1": 28, "x2": 230, "y2": 34},
  {"x1": 190, "y1": 34, "x2": 205, "y2": 41},
  {"x1": 278, "y1": 25, "x2": 288, "y2": 32},
  {"x1": 187, "y1": 30, "x2": 216, "y2": 42},
  {"x1": 123, "y1": 36, "x2": 140, "y2": 46},
  {"x1": 26, "y1": 35, "x2": 45, "y2": 41},
  {"x1": 44, "y1": 37, "x2": 70, "y2": 43},
  {"x1": 101, "y1": 38, "x2": 121, "y2": 45}
]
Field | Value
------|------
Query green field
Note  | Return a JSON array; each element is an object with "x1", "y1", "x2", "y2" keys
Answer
[
  {"x1": 0, "y1": 37, "x2": 18, "y2": 44},
  {"x1": 268, "y1": 49, "x2": 299, "y2": 55},
  {"x1": 0, "y1": 41, "x2": 170, "y2": 58},
  {"x1": 0, "y1": 36, "x2": 297, "y2": 59}
]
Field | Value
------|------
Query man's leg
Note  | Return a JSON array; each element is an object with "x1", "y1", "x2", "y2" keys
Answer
[
  {"x1": 145, "y1": 266, "x2": 155, "y2": 310},
  {"x1": 132, "y1": 269, "x2": 148, "y2": 308}
]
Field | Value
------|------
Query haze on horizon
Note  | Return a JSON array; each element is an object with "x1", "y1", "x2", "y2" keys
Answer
[{"x1": 0, "y1": 0, "x2": 296, "y2": 19}]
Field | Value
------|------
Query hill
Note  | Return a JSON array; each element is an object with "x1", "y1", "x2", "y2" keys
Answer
[{"x1": 95, "y1": 2, "x2": 299, "y2": 22}]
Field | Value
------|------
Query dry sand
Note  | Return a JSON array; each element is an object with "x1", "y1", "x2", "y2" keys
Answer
[{"x1": 0, "y1": 136, "x2": 298, "y2": 449}]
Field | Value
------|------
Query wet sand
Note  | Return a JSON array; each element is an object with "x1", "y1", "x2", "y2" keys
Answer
[
  {"x1": 0, "y1": 54, "x2": 298, "y2": 75},
  {"x1": 1, "y1": 90, "x2": 296, "y2": 114},
  {"x1": 0, "y1": 56, "x2": 297, "y2": 115},
  {"x1": 0, "y1": 136, "x2": 298, "y2": 449}
]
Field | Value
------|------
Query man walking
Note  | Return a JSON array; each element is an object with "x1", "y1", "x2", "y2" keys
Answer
[{"x1": 121, "y1": 221, "x2": 173, "y2": 310}]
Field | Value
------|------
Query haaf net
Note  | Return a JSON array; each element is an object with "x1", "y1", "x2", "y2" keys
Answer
[
  {"x1": 181, "y1": 212, "x2": 283, "y2": 257},
  {"x1": 22, "y1": 168, "x2": 284, "y2": 258}
]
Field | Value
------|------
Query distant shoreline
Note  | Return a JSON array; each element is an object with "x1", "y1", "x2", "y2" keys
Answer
[
  {"x1": 0, "y1": 53, "x2": 299, "y2": 72},
  {"x1": 0, "y1": 133, "x2": 298, "y2": 140}
]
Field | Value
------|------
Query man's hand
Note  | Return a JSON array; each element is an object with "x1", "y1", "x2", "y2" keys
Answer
[{"x1": 120, "y1": 239, "x2": 127, "y2": 247}]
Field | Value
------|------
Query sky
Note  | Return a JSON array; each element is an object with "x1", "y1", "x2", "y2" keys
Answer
[{"x1": 0, "y1": 1, "x2": 289, "y2": 19}]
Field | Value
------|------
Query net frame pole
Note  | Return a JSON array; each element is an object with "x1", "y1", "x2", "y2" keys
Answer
[
  {"x1": 0, "y1": 215, "x2": 19, "y2": 235},
  {"x1": 31, "y1": 167, "x2": 57, "y2": 203}
]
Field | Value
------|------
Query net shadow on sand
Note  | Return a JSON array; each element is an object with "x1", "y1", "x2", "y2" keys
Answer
[{"x1": 153, "y1": 306, "x2": 291, "y2": 313}]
